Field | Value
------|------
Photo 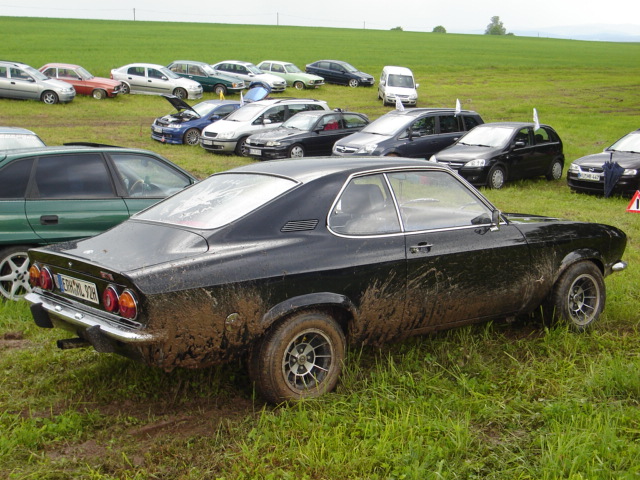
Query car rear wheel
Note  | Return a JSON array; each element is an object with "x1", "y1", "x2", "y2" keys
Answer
[
  {"x1": 546, "y1": 158, "x2": 564, "y2": 181},
  {"x1": 487, "y1": 165, "x2": 506, "y2": 189},
  {"x1": 288, "y1": 144, "x2": 305, "y2": 158},
  {"x1": 0, "y1": 246, "x2": 33, "y2": 301},
  {"x1": 235, "y1": 136, "x2": 250, "y2": 157},
  {"x1": 173, "y1": 88, "x2": 187, "y2": 99},
  {"x1": 544, "y1": 261, "x2": 605, "y2": 331},
  {"x1": 41, "y1": 91, "x2": 59, "y2": 104},
  {"x1": 348, "y1": 79, "x2": 359, "y2": 88},
  {"x1": 183, "y1": 128, "x2": 201, "y2": 146},
  {"x1": 214, "y1": 84, "x2": 227, "y2": 96},
  {"x1": 92, "y1": 89, "x2": 107, "y2": 100},
  {"x1": 293, "y1": 81, "x2": 305, "y2": 90},
  {"x1": 248, "y1": 310, "x2": 346, "y2": 403}
]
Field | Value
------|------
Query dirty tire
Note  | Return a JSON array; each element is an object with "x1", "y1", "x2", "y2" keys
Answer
[
  {"x1": 487, "y1": 165, "x2": 506, "y2": 189},
  {"x1": 248, "y1": 311, "x2": 346, "y2": 403},
  {"x1": 546, "y1": 158, "x2": 563, "y2": 181},
  {"x1": 183, "y1": 128, "x2": 200, "y2": 145},
  {"x1": 545, "y1": 261, "x2": 605, "y2": 332},
  {"x1": 0, "y1": 246, "x2": 33, "y2": 301}
]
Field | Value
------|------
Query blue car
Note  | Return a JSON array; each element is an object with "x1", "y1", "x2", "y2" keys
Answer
[{"x1": 151, "y1": 95, "x2": 240, "y2": 145}]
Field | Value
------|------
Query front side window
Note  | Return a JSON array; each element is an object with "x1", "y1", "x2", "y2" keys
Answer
[
  {"x1": 387, "y1": 170, "x2": 492, "y2": 231},
  {"x1": 438, "y1": 114, "x2": 460, "y2": 134},
  {"x1": 410, "y1": 116, "x2": 436, "y2": 136},
  {"x1": 136, "y1": 173, "x2": 297, "y2": 229},
  {"x1": 34, "y1": 154, "x2": 114, "y2": 198},
  {"x1": 329, "y1": 174, "x2": 400, "y2": 235},
  {"x1": 110, "y1": 154, "x2": 192, "y2": 197},
  {"x1": 343, "y1": 114, "x2": 368, "y2": 129}
]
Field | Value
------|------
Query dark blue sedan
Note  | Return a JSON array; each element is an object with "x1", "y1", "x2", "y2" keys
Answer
[{"x1": 151, "y1": 95, "x2": 240, "y2": 145}]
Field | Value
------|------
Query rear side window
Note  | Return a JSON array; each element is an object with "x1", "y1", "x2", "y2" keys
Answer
[
  {"x1": 127, "y1": 67, "x2": 145, "y2": 76},
  {"x1": 439, "y1": 115, "x2": 460, "y2": 134},
  {"x1": 0, "y1": 158, "x2": 34, "y2": 199},
  {"x1": 34, "y1": 154, "x2": 114, "y2": 198}
]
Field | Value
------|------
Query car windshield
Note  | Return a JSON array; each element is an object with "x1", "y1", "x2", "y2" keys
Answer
[
  {"x1": 159, "y1": 67, "x2": 180, "y2": 79},
  {"x1": 23, "y1": 65, "x2": 49, "y2": 81},
  {"x1": 458, "y1": 126, "x2": 514, "y2": 148},
  {"x1": 136, "y1": 173, "x2": 297, "y2": 229},
  {"x1": 609, "y1": 132, "x2": 640, "y2": 153},
  {"x1": 192, "y1": 102, "x2": 220, "y2": 117},
  {"x1": 76, "y1": 67, "x2": 94, "y2": 80},
  {"x1": 201, "y1": 64, "x2": 217, "y2": 75},
  {"x1": 342, "y1": 63, "x2": 358, "y2": 73},
  {"x1": 0, "y1": 133, "x2": 45, "y2": 149},
  {"x1": 246, "y1": 65, "x2": 262, "y2": 74},
  {"x1": 285, "y1": 63, "x2": 302, "y2": 73},
  {"x1": 388, "y1": 74, "x2": 414, "y2": 88},
  {"x1": 360, "y1": 114, "x2": 412, "y2": 135},
  {"x1": 282, "y1": 114, "x2": 321, "y2": 131},
  {"x1": 225, "y1": 103, "x2": 263, "y2": 122}
]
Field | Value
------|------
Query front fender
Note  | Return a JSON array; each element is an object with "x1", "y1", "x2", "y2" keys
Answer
[{"x1": 557, "y1": 248, "x2": 605, "y2": 280}]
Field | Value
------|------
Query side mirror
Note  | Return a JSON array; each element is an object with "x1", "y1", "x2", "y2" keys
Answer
[
  {"x1": 514, "y1": 140, "x2": 526, "y2": 148},
  {"x1": 415, "y1": 83, "x2": 420, "y2": 88},
  {"x1": 380, "y1": 80, "x2": 386, "y2": 86},
  {"x1": 161, "y1": 76, "x2": 168, "y2": 81},
  {"x1": 490, "y1": 210, "x2": 501, "y2": 231}
]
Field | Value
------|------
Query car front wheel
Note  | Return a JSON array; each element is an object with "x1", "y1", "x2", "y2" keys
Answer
[
  {"x1": 545, "y1": 261, "x2": 605, "y2": 331},
  {"x1": 214, "y1": 84, "x2": 227, "y2": 96},
  {"x1": 92, "y1": 89, "x2": 107, "y2": 100},
  {"x1": 173, "y1": 88, "x2": 187, "y2": 99},
  {"x1": 235, "y1": 136, "x2": 250, "y2": 157},
  {"x1": 348, "y1": 79, "x2": 359, "y2": 88},
  {"x1": 41, "y1": 91, "x2": 59, "y2": 104},
  {"x1": 0, "y1": 246, "x2": 33, "y2": 301},
  {"x1": 183, "y1": 128, "x2": 200, "y2": 145},
  {"x1": 293, "y1": 81, "x2": 305, "y2": 90},
  {"x1": 288, "y1": 144, "x2": 305, "y2": 158},
  {"x1": 487, "y1": 165, "x2": 506, "y2": 189},
  {"x1": 546, "y1": 158, "x2": 564, "y2": 181},
  {"x1": 249, "y1": 310, "x2": 346, "y2": 403}
]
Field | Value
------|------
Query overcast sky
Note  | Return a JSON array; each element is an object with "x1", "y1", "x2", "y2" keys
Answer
[{"x1": 2, "y1": 0, "x2": 639, "y2": 35}]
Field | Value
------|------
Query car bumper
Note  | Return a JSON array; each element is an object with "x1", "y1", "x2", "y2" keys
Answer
[
  {"x1": 201, "y1": 137, "x2": 237, "y2": 153},
  {"x1": 247, "y1": 146, "x2": 288, "y2": 160},
  {"x1": 567, "y1": 172, "x2": 640, "y2": 196},
  {"x1": 58, "y1": 91, "x2": 76, "y2": 103},
  {"x1": 151, "y1": 129, "x2": 183, "y2": 145},
  {"x1": 187, "y1": 91, "x2": 203, "y2": 100}
]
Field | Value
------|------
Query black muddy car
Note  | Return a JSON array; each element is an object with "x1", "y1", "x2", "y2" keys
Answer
[{"x1": 26, "y1": 158, "x2": 627, "y2": 403}]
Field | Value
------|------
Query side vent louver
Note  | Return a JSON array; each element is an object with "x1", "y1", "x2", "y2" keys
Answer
[{"x1": 281, "y1": 219, "x2": 319, "y2": 232}]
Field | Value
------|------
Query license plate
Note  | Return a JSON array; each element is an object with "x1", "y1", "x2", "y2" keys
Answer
[
  {"x1": 249, "y1": 148, "x2": 261, "y2": 156},
  {"x1": 202, "y1": 139, "x2": 213, "y2": 145},
  {"x1": 152, "y1": 125, "x2": 163, "y2": 133},
  {"x1": 578, "y1": 171, "x2": 601, "y2": 181},
  {"x1": 57, "y1": 274, "x2": 99, "y2": 304}
]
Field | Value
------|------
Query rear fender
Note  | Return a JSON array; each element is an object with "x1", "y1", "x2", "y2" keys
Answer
[{"x1": 261, "y1": 292, "x2": 356, "y2": 331}]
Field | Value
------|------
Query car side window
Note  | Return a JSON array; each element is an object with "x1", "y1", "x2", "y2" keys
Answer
[
  {"x1": 260, "y1": 106, "x2": 286, "y2": 124},
  {"x1": 286, "y1": 104, "x2": 312, "y2": 118},
  {"x1": 42, "y1": 68, "x2": 56, "y2": 77},
  {"x1": 439, "y1": 114, "x2": 460, "y2": 134},
  {"x1": 411, "y1": 116, "x2": 436, "y2": 136},
  {"x1": 343, "y1": 114, "x2": 368, "y2": 129},
  {"x1": 110, "y1": 153, "x2": 192, "y2": 197},
  {"x1": 319, "y1": 114, "x2": 340, "y2": 130},
  {"x1": 387, "y1": 170, "x2": 492, "y2": 232},
  {"x1": 317, "y1": 62, "x2": 330, "y2": 69},
  {"x1": 272, "y1": 64, "x2": 284, "y2": 73},
  {"x1": 0, "y1": 158, "x2": 34, "y2": 199},
  {"x1": 329, "y1": 174, "x2": 400, "y2": 235},
  {"x1": 127, "y1": 67, "x2": 145, "y2": 76},
  {"x1": 213, "y1": 105, "x2": 238, "y2": 118},
  {"x1": 534, "y1": 127, "x2": 551, "y2": 144},
  {"x1": 10, "y1": 68, "x2": 30, "y2": 81},
  {"x1": 148, "y1": 68, "x2": 164, "y2": 80},
  {"x1": 0, "y1": 66, "x2": 7, "y2": 78},
  {"x1": 514, "y1": 128, "x2": 531, "y2": 146},
  {"x1": 462, "y1": 116, "x2": 481, "y2": 131},
  {"x1": 34, "y1": 154, "x2": 114, "y2": 199}
]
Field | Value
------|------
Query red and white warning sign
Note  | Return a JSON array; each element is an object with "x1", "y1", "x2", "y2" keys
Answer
[{"x1": 627, "y1": 191, "x2": 640, "y2": 213}]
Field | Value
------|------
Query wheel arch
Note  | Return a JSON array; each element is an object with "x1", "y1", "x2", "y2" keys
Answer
[{"x1": 555, "y1": 249, "x2": 605, "y2": 283}]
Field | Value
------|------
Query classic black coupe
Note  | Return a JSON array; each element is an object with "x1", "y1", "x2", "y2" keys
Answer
[{"x1": 26, "y1": 158, "x2": 627, "y2": 403}]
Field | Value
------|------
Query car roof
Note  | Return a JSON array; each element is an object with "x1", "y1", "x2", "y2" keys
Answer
[
  {"x1": 170, "y1": 60, "x2": 208, "y2": 66},
  {"x1": 478, "y1": 122, "x2": 544, "y2": 129},
  {"x1": 0, "y1": 126, "x2": 39, "y2": 135},
  {"x1": 0, "y1": 60, "x2": 29, "y2": 67},
  {"x1": 227, "y1": 157, "x2": 449, "y2": 184},
  {"x1": 216, "y1": 60, "x2": 254, "y2": 66},
  {"x1": 382, "y1": 66, "x2": 413, "y2": 75},
  {"x1": 118, "y1": 63, "x2": 167, "y2": 69},
  {"x1": 260, "y1": 60, "x2": 293, "y2": 65},
  {"x1": 40, "y1": 63, "x2": 81, "y2": 69},
  {"x1": 384, "y1": 108, "x2": 480, "y2": 117},
  {"x1": 0, "y1": 144, "x2": 163, "y2": 160}
]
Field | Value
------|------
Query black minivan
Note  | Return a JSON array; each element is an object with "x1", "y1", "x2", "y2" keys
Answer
[{"x1": 333, "y1": 108, "x2": 484, "y2": 158}]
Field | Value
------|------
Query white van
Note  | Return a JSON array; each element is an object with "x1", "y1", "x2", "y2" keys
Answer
[{"x1": 378, "y1": 66, "x2": 418, "y2": 106}]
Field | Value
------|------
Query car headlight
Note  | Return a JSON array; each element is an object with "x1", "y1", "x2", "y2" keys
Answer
[
  {"x1": 465, "y1": 159, "x2": 486, "y2": 167},
  {"x1": 266, "y1": 141, "x2": 282, "y2": 147},
  {"x1": 356, "y1": 144, "x2": 378, "y2": 154},
  {"x1": 623, "y1": 169, "x2": 638, "y2": 176},
  {"x1": 232, "y1": 82, "x2": 243, "y2": 88},
  {"x1": 568, "y1": 163, "x2": 580, "y2": 173},
  {"x1": 166, "y1": 123, "x2": 181, "y2": 129},
  {"x1": 217, "y1": 131, "x2": 236, "y2": 139}
]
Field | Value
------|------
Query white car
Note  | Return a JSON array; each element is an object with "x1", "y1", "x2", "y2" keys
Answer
[
  {"x1": 200, "y1": 97, "x2": 329, "y2": 156},
  {"x1": 211, "y1": 60, "x2": 286, "y2": 92},
  {"x1": 378, "y1": 65, "x2": 418, "y2": 106},
  {"x1": 110, "y1": 63, "x2": 203, "y2": 100}
]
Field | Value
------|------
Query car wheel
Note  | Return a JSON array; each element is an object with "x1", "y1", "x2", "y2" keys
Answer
[
  {"x1": 121, "y1": 83, "x2": 131, "y2": 94},
  {"x1": 293, "y1": 81, "x2": 305, "y2": 90},
  {"x1": 92, "y1": 89, "x2": 107, "y2": 100},
  {"x1": 546, "y1": 158, "x2": 564, "y2": 181},
  {"x1": 288, "y1": 144, "x2": 305, "y2": 158},
  {"x1": 487, "y1": 165, "x2": 506, "y2": 189},
  {"x1": 348, "y1": 79, "x2": 359, "y2": 88},
  {"x1": 214, "y1": 84, "x2": 227, "y2": 96},
  {"x1": 235, "y1": 136, "x2": 250, "y2": 157},
  {"x1": 0, "y1": 246, "x2": 32, "y2": 301},
  {"x1": 545, "y1": 261, "x2": 605, "y2": 332},
  {"x1": 173, "y1": 88, "x2": 187, "y2": 99},
  {"x1": 248, "y1": 310, "x2": 346, "y2": 403},
  {"x1": 385, "y1": 152, "x2": 399, "y2": 157},
  {"x1": 183, "y1": 128, "x2": 201, "y2": 146},
  {"x1": 41, "y1": 91, "x2": 59, "y2": 104}
]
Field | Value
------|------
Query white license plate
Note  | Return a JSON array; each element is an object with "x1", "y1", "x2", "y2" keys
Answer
[
  {"x1": 202, "y1": 139, "x2": 213, "y2": 145},
  {"x1": 57, "y1": 274, "x2": 99, "y2": 304},
  {"x1": 578, "y1": 171, "x2": 601, "y2": 181},
  {"x1": 249, "y1": 148, "x2": 261, "y2": 156},
  {"x1": 152, "y1": 126, "x2": 163, "y2": 133}
]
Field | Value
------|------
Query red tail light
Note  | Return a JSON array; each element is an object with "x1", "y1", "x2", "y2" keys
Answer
[
  {"x1": 102, "y1": 285, "x2": 120, "y2": 314},
  {"x1": 118, "y1": 290, "x2": 138, "y2": 320},
  {"x1": 39, "y1": 267, "x2": 54, "y2": 291}
]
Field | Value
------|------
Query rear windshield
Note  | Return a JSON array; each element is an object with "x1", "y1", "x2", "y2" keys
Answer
[{"x1": 135, "y1": 173, "x2": 297, "y2": 229}]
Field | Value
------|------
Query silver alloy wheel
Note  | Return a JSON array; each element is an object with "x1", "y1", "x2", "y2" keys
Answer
[
  {"x1": 488, "y1": 166, "x2": 505, "y2": 189},
  {"x1": 214, "y1": 85, "x2": 226, "y2": 95},
  {"x1": 41, "y1": 91, "x2": 59, "y2": 104},
  {"x1": 566, "y1": 273, "x2": 602, "y2": 327},
  {"x1": 174, "y1": 88, "x2": 187, "y2": 99},
  {"x1": 92, "y1": 89, "x2": 107, "y2": 100},
  {"x1": 348, "y1": 78, "x2": 359, "y2": 88},
  {"x1": 183, "y1": 128, "x2": 200, "y2": 145},
  {"x1": 289, "y1": 144, "x2": 305, "y2": 158},
  {"x1": 293, "y1": 81, "x2": 305, "y2": 90},
  {"x1": 0, "y1": 248, "x2": 32, "y2": 301},
  {"x1": 547, "y1": 159, "x2": 563, "y2": 180},
  {"x1": 282, "y1": 328, "x2": 335, "y2": 393}
]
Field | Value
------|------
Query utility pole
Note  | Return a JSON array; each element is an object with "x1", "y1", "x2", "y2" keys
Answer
[
  {"x1": 133, "y1": 8, "x2": 136, "y2": 21},
  {"x1": 277, "y1": 12, "x2": 279, "y2": 26}
]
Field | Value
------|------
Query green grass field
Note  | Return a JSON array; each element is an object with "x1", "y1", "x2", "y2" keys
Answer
[{"x1": 0, "y1": 16, "x2": 639, "y2": 479}]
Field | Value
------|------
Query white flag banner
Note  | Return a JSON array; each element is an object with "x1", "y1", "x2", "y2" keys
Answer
[
  {"x1": 395, "y1": 95, "x2": 405, "y2": 111},
  {"x1": 240, "y1": 91, "x2": 245, "y2": 107},
  {"x1": 455, "y1": 98, "x2": 461, "y2": 116},
  {"x1": 533, "y1": 108, "x2": 540, "y2": 130}
]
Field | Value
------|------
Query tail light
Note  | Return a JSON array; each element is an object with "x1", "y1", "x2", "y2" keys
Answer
[
  {"x1": 29, "y1": 264, "x2": 53, "y2": 291},
  {"x1": 28, "y1": 264, "x2": 41, "y2": 288},
  {"x1": 118, "y1": 290, "x2": 138, "y2": 320},
  {"x1": 101, "y1": 286, "x2": 138, "y2": 320},
  {"x1": 102, "y1": 285, "x2": 120, "y2": 314}
]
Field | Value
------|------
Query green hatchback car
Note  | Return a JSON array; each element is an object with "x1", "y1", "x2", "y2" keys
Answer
[
  {"x1": 0, "y1": 144, "x2": 197, "y2": 300},
  {"x1": 167, "y1": 60, "x2": 246, "y2": 96},
  {"x1": 257, "y1": 60, "x2": 325, "y2": 90}
]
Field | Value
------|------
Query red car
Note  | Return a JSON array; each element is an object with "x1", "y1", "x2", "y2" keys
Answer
[{"x1": 39, "y1": 63, "x2": 124, "y2": 99}]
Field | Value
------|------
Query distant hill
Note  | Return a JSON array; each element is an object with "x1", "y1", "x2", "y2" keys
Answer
[{"x1": 512, "y1": 24, "x2": 640, "y2": 42}]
